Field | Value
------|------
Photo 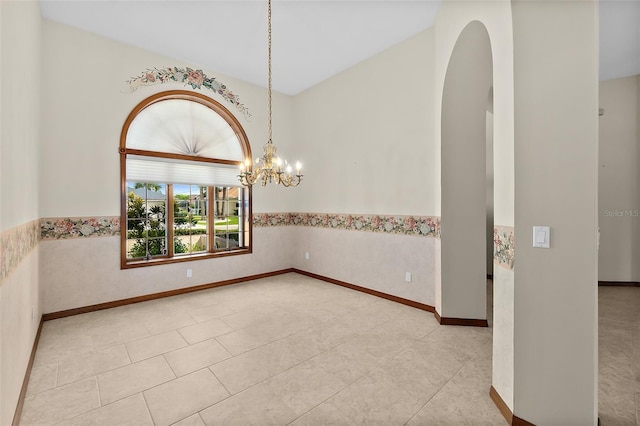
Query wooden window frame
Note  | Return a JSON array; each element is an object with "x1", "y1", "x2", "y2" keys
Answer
[{"x1": 120, "y1": 90, "x2": 253, "y2": 269}]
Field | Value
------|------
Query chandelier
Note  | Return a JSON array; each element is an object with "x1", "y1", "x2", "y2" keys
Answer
[{"x1": 238, "y1": 0, "x2": 302, "y2": 188}]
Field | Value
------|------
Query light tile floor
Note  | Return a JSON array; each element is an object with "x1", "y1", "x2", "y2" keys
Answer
[
  {"x1": 20, "y1": 273, "x2": 503, "y2": 425},
  {"x1": 599, "y1": 286, "x2": 640, "y2": 426},
  {"x1": 20, "y1": 274, "x2": 635, "y2": 425}
]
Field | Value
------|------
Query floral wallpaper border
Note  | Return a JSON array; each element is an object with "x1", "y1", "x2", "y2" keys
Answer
[
  {"x1": 0, "y1": 220, "x2": 40, "y2": 284},
  {"x1": 494, "y1": 225, "x2": 515, "y2": 270},
  {"x1": 40, "y1": 217, "x2": 121, "y2": 240},
  {"x1": 2, "y1": 215, "x2": 508, "y2": 282},
  {"x1": 37, "y1": 213, "x2": 441, "y2": 239},
  {"x1": 253, "y1": 213, "x2": 441, "y2": 238},
  {"x1": 127, "y1": 66, "x2": 251, "y2": 118}
]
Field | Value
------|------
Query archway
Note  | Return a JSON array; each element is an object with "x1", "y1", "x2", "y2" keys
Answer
[{"x1": 440, "y1": 21, "x2": 493, "y2": 324}]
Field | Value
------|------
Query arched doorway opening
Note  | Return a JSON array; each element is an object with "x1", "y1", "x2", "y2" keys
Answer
[{"x1": 440, "y1": 21, "x2": 493, "y2": 324}]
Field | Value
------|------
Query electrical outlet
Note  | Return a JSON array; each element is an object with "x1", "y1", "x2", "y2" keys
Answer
[
  {"x1": 305, "y1": 252, "x2": 310, "y2": 260},
  {"x1": 405, "y1": 272, "x2": 412, "y2": 283},
  {"x1": 187, "y1": 269, "x2": 193, "y2": 278}
]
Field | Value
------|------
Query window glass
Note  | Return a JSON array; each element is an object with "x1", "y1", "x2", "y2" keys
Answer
[
  {"x1": 120, "y1": 91, "x2": 252, "y2": 268},
  {"x1": 126, "y1": 183, "x2": 168, "y2": 259},
  {"x1": 174, "y1": 185, "x2": 209, "y2": 255},
  {"x1": 214, "y1": 187, "x2": 242, "y2": 251}
]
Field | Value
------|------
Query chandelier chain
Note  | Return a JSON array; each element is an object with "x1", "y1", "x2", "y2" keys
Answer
[
  {"x1": 237, "y1": 0, "x2": 302, "y2": 188},
  {"x1": 268, "y1": 0, "x2": 273, "y2": 143}
]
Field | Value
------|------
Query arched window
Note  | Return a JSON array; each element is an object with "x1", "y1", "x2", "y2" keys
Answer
[{"x1": 120, "y1": 90, "x2": 252, "y2": 268}]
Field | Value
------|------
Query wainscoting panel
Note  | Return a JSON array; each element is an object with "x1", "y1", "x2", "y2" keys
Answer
[{"x1": 290, "y1": 226, "x2": 437, "y2": 307}]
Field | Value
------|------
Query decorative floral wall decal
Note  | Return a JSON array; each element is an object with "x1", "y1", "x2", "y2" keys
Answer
[
  {"x1": 127, "y1": 67, "x2": 251, "y2": 118},
  {"x1": 40, "y1": 217, "x2": 121, "y2": 240},
  {"x1": 494, "y1": 225, "x2": 515, "y2": 270},
  {"x1": 253, "y1": 212, "x2": 441, "y2": 238},
  {"x1": 0, "y1": 220, "x2": 40, "y2": 284}
]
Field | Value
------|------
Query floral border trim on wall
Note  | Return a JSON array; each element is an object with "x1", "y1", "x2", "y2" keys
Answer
[
  {"x1": 2, "y1": 214, "x2": 505, "y2": 282},
  {"x1": 253, "y1": 213, "x2": 441, "y2": 238},
  {"x1": 494, "y1": 225, "x2": 515, "y2": 270},
  {"x1": 40, "y1": 217, "x2": 121, "y2": 240},
  {"x1": 35, "y1": 213, "x2": 440, "y2": 241},
  {"x1": 0, "y1": 220, "x2": 40, "y2": 284},
  {"x1": 127, "y1": 67, "x2": 251, "y2": 118}
]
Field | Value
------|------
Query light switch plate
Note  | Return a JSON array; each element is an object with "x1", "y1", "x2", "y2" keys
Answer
[{"x1": 533, "y1": 226, "x2": 550, "y2": 248}]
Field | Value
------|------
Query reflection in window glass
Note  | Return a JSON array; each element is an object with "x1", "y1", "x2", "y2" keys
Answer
[
  {"x1": 214, "y1": 186, "x2": 245, "y2": 251},
  {"x1": 174, "y1": 185, "x2": 209, "y2": 255},
  {"x1": 126, "y1": 183, "x2": 168, "y2": 259},
  {"x1": 126, "y1": 182, "x2": 249, "y2": 260}
]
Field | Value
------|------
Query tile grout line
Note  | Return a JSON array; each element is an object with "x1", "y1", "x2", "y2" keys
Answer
[
  {"x1": 201, "y1": 331, "x2": 364, "y2": 419},
  {"x1": 402, "y1": 361, "x2": 470, "y2": 426},
  {"x1": 283, "y1": 357, "x2": 388, "y2": 426},
  {"x1": 140, "y1": 390, "x2": 158, "y2": 425},
  {"x1": 284, "y1": 311, "x2": 429, "y2": 425},
  {"x1": 162, "y1": 353, "x2": 179, "y2": 379},
  {"x1": 196, "y1": 412, "x2": 206, "y2": 425},
  {"x1": 24, "y1": 276, "x2": 507, "y2": 425},
  {"x1": 207, "y1": 367, "x2": 233, "y2": 398},
  {"x1": 94, "y1": 376, "x2": 102, "y2": 408},
  {"x1": 54, "y1": 362, "x2": 59, "y2": 391},
  {"x1": 93, "y1": 356, "x2": 177, "y2": 409},
  {"x1": 212, "y1": 333, "x2": 240, "y2": 356}
]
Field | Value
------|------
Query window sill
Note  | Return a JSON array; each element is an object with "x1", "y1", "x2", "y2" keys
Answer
[{"x1": 121, "y1": 248, "x2": 252, "y2": 269}]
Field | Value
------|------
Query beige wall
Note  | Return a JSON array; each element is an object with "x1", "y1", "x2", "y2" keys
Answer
[
  {"x1": 598, "y1": 75, "x2": 640, "y2": 282},
  {"x1": 637, "y1": 76, "x2": 640, "y2": 280},
  {"x1": 512, "y1": 0, "x2": 599, "y2": 422},
  {"x1": 487, "y1": 110, "x2": 494, "y2": 275},
  {"x1": 285, "y1": 27, "x2": 439, "y2": 306},
  {"x1": 41, "y1": 228, "x2": 296, "y2": 313},
  {"x1": 2, "y1": 2, "x2": 603, "y2": 423},
  {"x1": 440, "y1": 20, "x2": 492, "y2": 321},
  {"x1": 39, "y1": 20, "x2": 296, "y2": 218},
  {"x1": 38, "y1": 19, "x2": 441, "y2": 314},
  {"x1": 0, "y1": 252, "x2": 40, "y2": 426},
  {"x1": 435, "y1": 2, "x2": 599, "y2": 422},
  {"x1": 0, "y1": 1, "x2": 42, "y2": 424},
  {"x1": 434, "y1": 0, "x2": 515, "y2": 410},
  {"x1": 434, "y1": 2, "x2": 515, "y2": 226},
  {"x1": 37, "y1": 20, "x2": 302, "y2": 313},
  {"x1": 291, "y1": 29, "x2": 437, "y2": 216},
  {"x1": 291, "y1": 227, "x2": 437, "y2": 306},
  {"x1": 1, "y1": 3, "x2": 41, "y2": 230}
]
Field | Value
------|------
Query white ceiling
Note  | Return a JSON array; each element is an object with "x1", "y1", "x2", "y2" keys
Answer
[{"x1": 40, "y1": 0, "x2": 640, "y2": 96}]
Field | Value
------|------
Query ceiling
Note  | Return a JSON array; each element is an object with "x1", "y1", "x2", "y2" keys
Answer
[{"x1": 40, "y1": 0, "x2": 640, "y2": 96}]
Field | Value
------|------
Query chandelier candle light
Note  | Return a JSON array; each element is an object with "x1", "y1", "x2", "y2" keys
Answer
[{"x1": 238, "y1": 0, "x2": 303, "y2": 188}]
